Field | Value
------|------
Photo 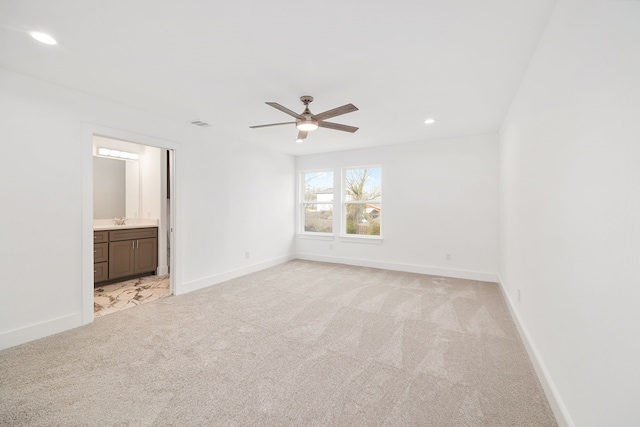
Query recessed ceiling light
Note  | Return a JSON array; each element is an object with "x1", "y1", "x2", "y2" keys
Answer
[
  {"x1": 30, "y1": 31, "x2": 57, "y2": 45},
  {"x1": 424, "y1": 118, "x2": 435, "y2": 124},
  {"x1": 295, "y1": 139, "x2": 305, "y2": 144}
]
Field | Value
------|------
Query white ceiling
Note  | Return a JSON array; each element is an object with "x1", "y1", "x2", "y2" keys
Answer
[{"x1": 0, "y1": 0, "x2": 556, "y2": 155}]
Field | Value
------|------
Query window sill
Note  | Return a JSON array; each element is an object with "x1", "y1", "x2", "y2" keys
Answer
[
  {"x1": 297, "y1": 233, "x2": 335, "y2": 241},
  {"x1": 339, "y1": 235, "x2": 384, "y2": 244}
]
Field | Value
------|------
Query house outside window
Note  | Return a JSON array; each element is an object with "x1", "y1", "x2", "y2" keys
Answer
[
  {"x1": 343, "y1": 167, "x2": 381, "y2": 237},
  {"x1": 301, "y1": 170, "x2": 334, "y2": 233}
]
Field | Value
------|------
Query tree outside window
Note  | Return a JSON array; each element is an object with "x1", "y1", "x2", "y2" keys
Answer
[{"x1": 344, "y1": 167, "x2": 381, "y2": 236}]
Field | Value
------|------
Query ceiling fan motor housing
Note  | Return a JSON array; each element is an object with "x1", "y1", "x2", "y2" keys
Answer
[{"x1": 297, "y1": 96, "x2": 318, "y2": 130}]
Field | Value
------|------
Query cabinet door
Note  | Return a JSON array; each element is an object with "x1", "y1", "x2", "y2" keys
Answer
[
  {"x1": 135, "y1": 238, "x2": 158, "y2": 274},
  {"x1": 109, "y1": 240, "x2": 136, "y2": 280},
  {"x1": 94, "y1": 243, "x2": 108, "y2": 263},
  {"x1": 94, "y1": 262, "x2": 109, "y2": 283},
  {"x1": 94, "y1": 231, "x2": 109, "y2": 243}
]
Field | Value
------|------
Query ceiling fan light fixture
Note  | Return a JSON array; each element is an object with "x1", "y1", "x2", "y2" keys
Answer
[
  {"x1": 295, "y1": 138, "x2": 305, "y2": 144},
  {"x1": 296, "y1": 119, "x2": 318, "y2": 131}
]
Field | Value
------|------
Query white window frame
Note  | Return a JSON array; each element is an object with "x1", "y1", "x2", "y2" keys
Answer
[
  {"x1": 299, "y1": 169, "x2": 335, "y2": 235},
  {"x1": 341, "y1": 165, "x2": 382, "y2": 240}
]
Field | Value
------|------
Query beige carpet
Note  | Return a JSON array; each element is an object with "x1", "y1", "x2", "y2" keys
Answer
[{"x1": 0, "y1": 260, "x2": 556, "y2": 426}]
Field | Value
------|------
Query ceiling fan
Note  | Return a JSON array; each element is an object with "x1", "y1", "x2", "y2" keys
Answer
[{"x1": 250, "y1": 96, "x2": 359, "y2": 142}]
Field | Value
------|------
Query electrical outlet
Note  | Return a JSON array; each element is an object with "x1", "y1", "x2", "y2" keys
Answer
[
  {"x1": 446, "y1": 253, "x2": 452, "y2": 261},
  {"x1": 245, "y1": 251, "x2": 250, "y2": 259}
]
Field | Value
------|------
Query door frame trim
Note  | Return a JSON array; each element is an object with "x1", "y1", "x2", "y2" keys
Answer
[{"x1": 81, "y1": 123, "x2": 181, "y2": 324}]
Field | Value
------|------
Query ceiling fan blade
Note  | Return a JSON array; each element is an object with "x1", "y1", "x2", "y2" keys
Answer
[
  {"x1": 313, "y1": 103, "x2": 358, "y2": 121},
  {"x1": 266, "y1": 102, "x2": 304, "y2": 119},
  {"x1": 249, "y1": 121, "x2": 296, "y2": 129},
  {"x1": 297, "y1": 130, "x2": 308, "y2": 141},
  {"x1": 318, "y1": 121, "x2": 359, "y2": 133}
]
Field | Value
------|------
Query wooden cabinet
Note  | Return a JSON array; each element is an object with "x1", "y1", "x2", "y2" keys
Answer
[
  {"x1": 94, "y1": 262, "x2": 109, "y2": 282},
  {"x1": 93, "y1": 227, "x2": 158, "y2": 285},
  {"x1": 93, "y1": 231, "x2": 110, "y2": 283},
  {"x1": 94, "y1": 230, "x2": 109, "y2": 243},
  {"x1": 94, "y1": 243, "x2": 108, "y2": 263},
  {"x1": 108, "y1": 240, "x2": 136, "y2": 279}
]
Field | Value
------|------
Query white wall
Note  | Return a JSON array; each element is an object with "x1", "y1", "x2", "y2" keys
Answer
[
  {"x1": 0, "y1": 68, "x2": 295, "y2": 349},
  {"x1": 179, "y1": 133, "x2": 297, "y2": 292},
  {"x1": 498, "y1": 0, "x2": 640, "y2": 426},
  {"x1": 296, "y1": 134, "x2": 499, "y2": 281},
  {"x1": 140, "y1": 144, "x2": 162, "y2": 221}
]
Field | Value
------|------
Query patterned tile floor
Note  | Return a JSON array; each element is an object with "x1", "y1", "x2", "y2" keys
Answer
[{"x1": 94, "y1": 275, "x2": 171, "y2": 318}]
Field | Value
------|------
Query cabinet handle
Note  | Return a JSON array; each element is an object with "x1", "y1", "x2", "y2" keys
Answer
[
  {"x1": 93, "y1": 250, "x2": 96, "y2": 253},
  {"x1": 136, "y1": 240, "x2": 139, "y2": 249},
  {"x1": 132, "y1": 241, "x2": 134, "y2": 250}
]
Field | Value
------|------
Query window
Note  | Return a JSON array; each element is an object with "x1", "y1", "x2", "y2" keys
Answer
[
  {"x1": 301, "y1": 170, "x2": 334, "y2": 233},
  {"x1": 343, "y1": 167, "x2": 381, "y2": 236}
]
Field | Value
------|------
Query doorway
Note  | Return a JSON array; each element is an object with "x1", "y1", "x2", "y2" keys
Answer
[
  {"x1": 91, "y1": 136, "x2": 173, "y2": 317},
  {"x1": 81, "y1": 124, "x2": 179, "y2": 324}
]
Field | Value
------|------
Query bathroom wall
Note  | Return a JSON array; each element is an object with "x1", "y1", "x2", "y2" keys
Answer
[{"x1": 92, "y1": 136, "x2": 162, "y2": 222}]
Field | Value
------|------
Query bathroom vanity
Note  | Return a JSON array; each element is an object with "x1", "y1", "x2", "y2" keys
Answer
[{"x1": 93, "y1": 225, "x2": 158, "y2": 286}]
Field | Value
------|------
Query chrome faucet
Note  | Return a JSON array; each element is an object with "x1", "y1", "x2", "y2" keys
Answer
[{"x1": 113, "y1": 217, "x2": 127, "y2": 226}]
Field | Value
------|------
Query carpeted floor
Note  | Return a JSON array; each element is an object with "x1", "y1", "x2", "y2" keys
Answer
[{"x1": 0, "y1": 260, "x2": 556, "y2": 426}]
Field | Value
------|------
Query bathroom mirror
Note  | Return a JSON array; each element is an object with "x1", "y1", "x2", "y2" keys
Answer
[{"x1": 93, "y1": 156, "x2": 140, "y2": 219}]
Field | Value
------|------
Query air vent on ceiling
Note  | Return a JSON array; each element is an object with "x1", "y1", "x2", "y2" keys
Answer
[{"x1": 190, "y1": 120, "x2": 211, "y2": 127}]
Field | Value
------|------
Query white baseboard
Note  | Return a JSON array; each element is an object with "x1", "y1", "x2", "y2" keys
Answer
[
  {"x1": 0, "y1": 312, "x2": 83, "y2": 351},
  {"x1": 156, "y1": 265, "x2": 169, "y2": 276},
  {"x1": 177, "y1": 254, "x2": 296, "y2": 295},
  {"x1": 295, "y1": 253, "x2": 499, "y2": 283},
  {"x1": 496, "y1": 274, "x2": 574, "y2": 427}
]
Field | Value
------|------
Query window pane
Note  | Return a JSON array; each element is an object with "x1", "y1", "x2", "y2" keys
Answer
[
  {"x1": 303, "y1": 171, "x2": 333, "y2": 202},
  {"x1": 345, "y1": 203, "x2": 380, "y2": 235},
  {"x1": 345, "y1": 168, "x2": 381, "y2": 202},
  {"x1": 304, "y1": 203, "x2": 333, "y2": 233}
]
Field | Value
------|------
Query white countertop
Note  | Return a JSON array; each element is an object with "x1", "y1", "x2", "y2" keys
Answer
[
  {"x1": 93, "y1": 219, "x2": 159, "y2": 231},
  {"x1": 93, "y1": 224, "x2": 158, "y2": 231}
]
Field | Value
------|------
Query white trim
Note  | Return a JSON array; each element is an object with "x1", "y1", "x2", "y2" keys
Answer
[
  {"x1": 297, "y1": 233, "x2": 335, "y2": 241},
  {"x1": 497, "y1": 274, "x2": 574, "y2": 427},
  {"x1": 338, "y1": 235, "x2": 384, "y2": 244},
  {"x1": 295, "y1": 253, "x2": 498, "y2": 282},
  {"x1": 179, "y1": 254, "x2": 295, "y2": 295},
  {"x1": 0, "y1": 313, "x2": 82, "y2": 351}
]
